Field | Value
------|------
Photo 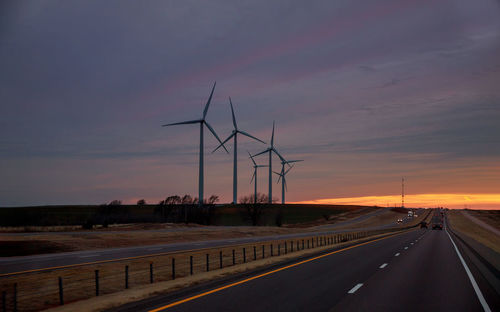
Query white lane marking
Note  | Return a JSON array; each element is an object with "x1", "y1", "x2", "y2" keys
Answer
[
  {"x1": 395, "y1": 253, "x2": 400, "y2": 257},
  {"x1": 411, "y1": 242, "x2": 414, "y2": 245},
  {"x1": 348, "y1": 283, "x2": 364, "y2": 294},
  {"x1": 404, "y1": 247, "x2": 408, "y2": 250},
  {"x1": 446, "y1": 230, "x2": 491, "y2": 312},
  {"x1": 379, "y1": 263, "x2": 388, "y2": 269}
]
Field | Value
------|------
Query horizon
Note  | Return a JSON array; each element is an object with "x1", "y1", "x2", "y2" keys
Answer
[{"x1": 1, "y1": 1, "x2": 499, "y2": 208}]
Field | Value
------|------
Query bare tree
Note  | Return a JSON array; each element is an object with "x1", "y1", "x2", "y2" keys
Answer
[
  {"x1": 181, "y1": 194, "x2": 193, "y2": 204},
  {"x1": 137, "y1": 199, "x2": 146, "y2": 205},
  {"x1": 208, "y1": 195, "x2": 219, "y2": 204}
]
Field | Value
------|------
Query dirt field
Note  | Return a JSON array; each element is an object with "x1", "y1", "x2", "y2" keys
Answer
[{"x1": 447, "y1": 210, "x2": 500, "y2": 253}]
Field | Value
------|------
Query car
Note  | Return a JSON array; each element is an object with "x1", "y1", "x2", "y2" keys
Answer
[
  {"x1": 420, "y1": 221, "x2": 427, "y2": 228},
  {"x1": 432, "y1": 223, "x2": 443, "y2": 230},
  {"x1": 397, "y1": 218, "x2": 403, "y2": 223}
]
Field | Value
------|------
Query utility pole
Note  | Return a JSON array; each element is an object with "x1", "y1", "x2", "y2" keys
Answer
[{"x1": 401, "y1": 177, "x2": 405, "y2": 208}]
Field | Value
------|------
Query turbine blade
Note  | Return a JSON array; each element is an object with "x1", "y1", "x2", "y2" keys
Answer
[
  {"x1": 286, "y1": 160, "x2": 304, "y2": 164},
  {"x1": 250, "y1": 171, "x2": 255, "y2": 183},
  {"x1": 252, "y1": 148, "x2": 271, "y2": 158},
  {"x1": 203, "y1": 82, "x2": 216, "y2": 119},
  {"x1": 162, "y1": 119, "x2": 201, "y2": 127},
  {"x1": 247, "y1": 150, "x2": 257, "y2": 166},
  {"x1": 284, "y1": 165, "x2": 293, "y2": 175},
  {"x1": 204, "y1": 121, "x2": 229, "y2": 153},
  {"x1": 212, "y1": 133, "x2": 234, "y2": 153},
  {"x1": 229, "y1": 97, "x2": 237, "y2": 130},
  {"x1": 272, "y1": 148, "x2": 286, "y2": 162},
  {"x1": 238, "y1": 130, "x2": 266, "y2": 144},
  {"x1": 257, "y1": 165, "x2": 268, "y2": 168},
  {"x1": 271, "y1": 120, "x2": 275, "y2": 147}
]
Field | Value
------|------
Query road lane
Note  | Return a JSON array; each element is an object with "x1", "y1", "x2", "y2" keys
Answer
[
  {"x1": 116, "y1": 230, "x2": 425, "y2": 312},
  {"x1": 332, "y1": 229, "x2": 486, "y2": 311}
]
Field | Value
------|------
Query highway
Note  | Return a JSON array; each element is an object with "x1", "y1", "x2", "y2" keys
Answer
[
  {"x1": 0, "y1": 211, "x2": 417, "y2": 275},
  {"x1": 115, "y1": 223, "x2": 499, "y2": 312}
]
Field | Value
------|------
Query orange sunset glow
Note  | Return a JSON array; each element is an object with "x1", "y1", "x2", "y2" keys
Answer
[{"x1": 293, "y1": 193, "x2": 500, "y2": 210}]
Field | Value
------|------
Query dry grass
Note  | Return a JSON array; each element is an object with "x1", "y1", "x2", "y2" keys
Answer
[{"x1": 447, "y1": 210, "x2": 500, "y2": 253}]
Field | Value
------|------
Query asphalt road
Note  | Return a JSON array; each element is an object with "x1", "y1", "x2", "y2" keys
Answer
[{"x1": 116, "y1": 225, "x2": 498, "y2": 312}]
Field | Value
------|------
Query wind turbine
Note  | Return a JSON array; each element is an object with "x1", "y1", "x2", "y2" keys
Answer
[
  {"x1": 251, "y1": 121, "x2": 285, "y2": 203},
  {"x1": 249, "y1": 151, "x2": 268, "y2": 204},
  {"x1": 213, "y1": 98, "x2": 266, "y2": 203},
  {"x1": 274, "y1": 159, "x2": 303, "y2": 204},
  {"x1": 162, "y1": 82, "x2": 228, "y2": 206}
]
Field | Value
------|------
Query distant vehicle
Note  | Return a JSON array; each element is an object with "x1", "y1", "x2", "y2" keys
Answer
[
  {"x1": 408, "y1": 211, "x2": 414, "y2": 217},
  {"x1": 420, "y1": 221, "x2": 427, "y2": 228},
  {"x1": 397, "y1": 218, "x2": 403, "y2": 223},
  {"x1": 432, "y1": 223, "x2": 443, "y2": 230}
]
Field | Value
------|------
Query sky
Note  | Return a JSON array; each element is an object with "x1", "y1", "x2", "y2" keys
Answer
[{"x1": 1, "y1": 0, "x2": 500, "y2": 209}]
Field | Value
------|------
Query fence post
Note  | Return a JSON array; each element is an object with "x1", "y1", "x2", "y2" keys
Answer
[
  {"x1": 285, "y1": 242, "x2": 287, "y2": 254},
  {"x1": 278, "y1": 244, "x2": 281, "y2": 256},
  {"x1": 95, "y1": 270, "x2": 99, "y2": 296},
  {"x1": 206, "y1": 254, "x2": 209, "y2": 272},
  {"x1": 219, "y1": 251, "x2": 223, "y2": 269},
  {"x1": 2, "y1": 291, "x2": 5, "y2": 312},
  {"x1": 150, "y1": 263, "x2": 154, "y2": 283},
  {"x1": 253, "y1": 246, "x2": 256, "y2": 260},
  {"x1": 125, "y1": 265, "x2": 129, "y2": 289},
  {"x1": 307, "y1": 239, "x2": 310, "y2": 249},
  {"x1": 262, "y1": 245, "x2": 265, "y2": 258},
  {"x1": 270, "y1": 244, "x2": 273, "y2": 256},
  {"x1": 302, "y1": 240, "x2": 304, "y2": 250},
  {"x1": 13, "y1": 283, "x2": 17, "y2": 312},
  {"x1": 58, "y1": 277, "x2": 64, "y2": 305},
  {"x1": 172, "y1": 258, "x2": 175, "y2": 280},
  {"x1": 291, "y1": 241, "x2": 294, "y2": 252},
  {"x1": 243, "y1": 248, "x2": 246, "y2": 263},
  {"x1": 190, "y1": 256, "x2": 193, "y2": 275},
  {"x1": 232, "y1": 249, "x2": 235, "y2": 265}
]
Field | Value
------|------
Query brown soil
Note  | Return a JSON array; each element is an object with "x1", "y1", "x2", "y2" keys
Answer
[{"x1": 465, "y1": 210, "x2": 500, "y2": 230}]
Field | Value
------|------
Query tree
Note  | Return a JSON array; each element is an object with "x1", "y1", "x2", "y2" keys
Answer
[
  {"x1": 137, "y1": 199, "x2": 146, "y2": 205},
  {"x1": 239, "y1": 193, "x2": 268, "y2": 226},
  {"x1": 208, "y1": 195, "x2": 219, "y2": 204},
  {"x1": 181, "y1": 194, "x2": 193, "y2": 204},
  {"x1": 108, "y1": 200, "x2": 122, "y2": 206}
]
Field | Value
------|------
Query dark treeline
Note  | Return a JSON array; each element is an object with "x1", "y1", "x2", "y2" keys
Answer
[{"x1": 0, "y1": 194, "x2": 365, "y2": 228}]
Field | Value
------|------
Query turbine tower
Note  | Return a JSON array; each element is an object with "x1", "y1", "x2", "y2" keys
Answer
[
  {"x1": 162, "y1": 82, "x2": 228, "y2": 206},
  {"x1": 249, "y1": 151, "x2": 268, "y2": 204},
  {"x1": 252, "y1": 121, "x2": 285, "y2": 203},
  {"x1": 213, "y1": 98, "x2": 265, "y2": 203},
  {"x1": 274, "y1": 159, "x2": 303, "y2": 204}
]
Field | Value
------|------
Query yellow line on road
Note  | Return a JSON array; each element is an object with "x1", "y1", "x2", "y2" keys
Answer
[{"x1": 149, "y1": 230, "x2": 410, "y2": 311}]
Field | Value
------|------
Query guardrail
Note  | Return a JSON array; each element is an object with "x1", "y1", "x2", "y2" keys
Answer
[{"x1": 0, "y1": 218, "x2": 428, "y2": 312}]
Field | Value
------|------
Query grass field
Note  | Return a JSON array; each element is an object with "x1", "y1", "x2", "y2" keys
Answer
[{"x1": 447, "y1": 210, "x2": 500, "y2": 253}]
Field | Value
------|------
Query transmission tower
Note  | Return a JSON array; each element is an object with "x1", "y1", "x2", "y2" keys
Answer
[{"x1": 402, "y1": 177, "x2": 405, "y2": 208}]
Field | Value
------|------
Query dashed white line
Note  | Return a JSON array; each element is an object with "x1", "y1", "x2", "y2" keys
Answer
[
  {"x1": 395, "y1": 253, "x2": 400, "y2": 257},
  {"x1": 379, "y1": 263, "x2": 388, "y2": 269},
  {"x1": 348, "y1": 283, "x2": 364, "y2": 294},
  {"x1": 404, "y1": 247, "x2": 408, "y2": 250},
  {"x1": 410, "y1": 242, "x2": 414, "y2": 245}
]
